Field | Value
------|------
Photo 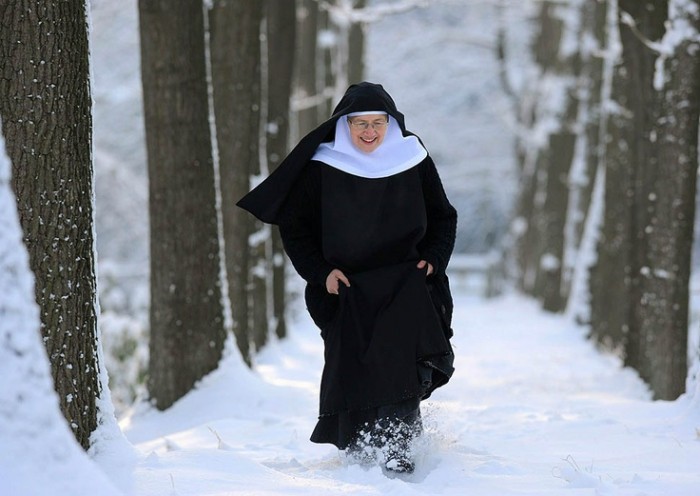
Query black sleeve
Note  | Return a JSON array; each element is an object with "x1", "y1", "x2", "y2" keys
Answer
[
  {"x1": 277, "y1": 163, "x2": 334, "y2": 285},
  {"x1": 418, "y1": 157, "x2": 457, "y2": 275}
]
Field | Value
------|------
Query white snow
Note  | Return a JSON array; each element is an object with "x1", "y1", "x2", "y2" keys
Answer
[
  {"x1": 113, "y1": 279, "x2": 700, "y2": 495},
  {"x1": 0, "y1": 126, "x2": 122, "y2": 496}
]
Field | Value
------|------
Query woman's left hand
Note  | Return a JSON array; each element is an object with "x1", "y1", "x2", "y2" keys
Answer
[{"x1": 417, "y1": 260, "x2": 434, "y2": 276}]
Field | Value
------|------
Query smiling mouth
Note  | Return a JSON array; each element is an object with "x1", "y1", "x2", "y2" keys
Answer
[{"x1": 360, "y1": 137, "x2": 378, "y2": 144}]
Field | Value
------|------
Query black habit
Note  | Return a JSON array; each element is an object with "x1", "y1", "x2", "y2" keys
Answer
[{"x1": 237, "y1": 82, "x2": 457, "y2": 449}]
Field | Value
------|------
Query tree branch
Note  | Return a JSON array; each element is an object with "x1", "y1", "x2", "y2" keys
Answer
[{"x1": 618, "y1": 10, "x2": 665, "y2": 54}]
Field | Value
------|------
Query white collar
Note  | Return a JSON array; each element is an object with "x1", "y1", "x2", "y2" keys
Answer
[{"x1": 311, "y1": 115, "x2": 427, "y2": 178}]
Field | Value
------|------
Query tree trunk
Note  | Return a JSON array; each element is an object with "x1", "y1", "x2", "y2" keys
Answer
[
  {"x1": 590, "y1": 0, "x2": 696, "y2": 399},
  {"x1": 514, "y1": 1, "x2": 563, "y2": 296},
  {"x1": 626, "y1": 0, "x2": 697, "y2": 399},
  {"x1": 577, "y1": 0, "x2": 607, "y2": 248},
  {"x1": 209, "y1": 0, "x2": 263, "y2": 362},
  {"x1": 348, "y1": 0, "x2": 366, "y2": 84},
  {"x1": 648, "y1": 0, "x2": 698, "y2": 399},
  {"x1": 250, "y1": 228, "x2": 269, "y2": 351},
  {"x1": 266, "y1": 0, "x2": 296, "y2": 339},
  {"x1": 516, "y1": 0, "x2": 580, "y2": 312},
  {"x1": 560, "y1": 0, "x2": 606, "y2": 310},
  {"x1": 565, "y1": 0, "x2": 608, "y2": 320},
  {"x1": 589, "y1": 0, "x2": 634, "y2": 352},
  {"x1": 513, "y1": 154, "x2": 543, "y2": 294},
  {"x1": 539, "y1": 128, "x2": 576, "y2": 312},
  {"x1": 0, "y1": 0, "x2": 101, "y2": 449},
  {"x1": 294, "y1": 0, "x2": 321, "y2": 138},
  {"x1": 319, "y1": 7, "x2": 335, "y2": 118},
  {"x1": 621, "y1": 0, "x2": 668, "y2": 377},
  {"x1": 139, "y1": 0, "x2": 226, "y2": 409}
]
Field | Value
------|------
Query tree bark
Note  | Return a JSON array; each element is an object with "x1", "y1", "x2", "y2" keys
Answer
[
  {"x1": 266, "y1": 0, "x2": 296, "y2": 339},
  {"x1": 626, "y1": 0, "x2": 697, "y2": 399},
  {"x1": 319, "y1": 7, "x2": 335, "y2": 118},
  {"x1": 0, "y1": 0, "x2": 101, "y2": 449},
  {"x1": 589, "y1": 0, "x2": 634, "y2": 352},
  {"x1": 516, "y1": 0, "x2": 580, "y2": 312},
  {"x1": 590, "y1": 0, "x2": 696, "y2": 399},
  {"x1": 576, "y1": 0, "x2": 607, "y2": 249},
  {"x1": 348, "y1": 0, "x2": 366, "y2": 84},
  {"x1": 139, "y1": 0, "x2": 226, "y2": 409},
  {"x1": 648, "y1": 0, "x2": 698, "y2": 399},
  {"x1": 514, "y1": 1, "x2": 564, "y2": 296},
  {"x1": 209, "y1": 0, "x2": 263, "y2": 362},
  {"x1": 294, "y1": 0, "x2": 321, "y2": 138},
  {"x1": 561, "y1": 0, "x2": 607, "y2": 313},
  {"x1": 620, "y1": 0, "x2": 668, "y2": 377},
  {"x1": 539, "y1": 128, "x2": 576, "y2": 312}
]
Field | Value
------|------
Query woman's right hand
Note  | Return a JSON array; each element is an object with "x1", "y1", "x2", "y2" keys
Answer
[{"x1": 326, "y1": 269, "x2": 350, "y2": 295}]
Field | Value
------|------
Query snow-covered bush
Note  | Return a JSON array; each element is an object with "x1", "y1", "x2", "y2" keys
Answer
[{"x1": 99, "y1": 261, "x2": 149, "y2": 414}]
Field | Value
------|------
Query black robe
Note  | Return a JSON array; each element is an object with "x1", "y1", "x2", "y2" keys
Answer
[{"x1": 237, "y1": 82, "x2": 457, "y2": 449}]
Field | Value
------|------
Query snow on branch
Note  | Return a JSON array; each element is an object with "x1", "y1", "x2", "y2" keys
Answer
[
  {"x1": 618, "y1": 2, "x2": 700, "y2": 58},
  {"x1": 618, "y1": 11, "x2": 666, "y2": 54},
  {"x1": 319, "y1": 0, "x2": 432, "y2": 25},
  {"x1": 620, "y1": 1, "x2": 700, "y2": 90}
]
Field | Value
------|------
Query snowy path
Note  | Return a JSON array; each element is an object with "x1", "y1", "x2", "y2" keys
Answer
[{"x1": 120, "y1": 290, "x2": 700, "y2": 495}]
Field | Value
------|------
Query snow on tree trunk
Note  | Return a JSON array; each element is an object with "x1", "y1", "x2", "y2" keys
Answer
[
  {"x1": 590, "y1": 0, "x2": 698, "y2": 399},
  {"x1": 561, "y1": 0, "x2": 607, "y2": 311},
  {"x1": 138, "y1": 0, "x2": 226, "y2": 409},
  {"x1": 0, "y1": 126, "x2": 122, "y2": 496},
  {"x1": 621, "y1": 0, "x2": 671, "y2": 384},
  {"x1": 537, "y1": 1, "x2": 586, "y2": 313},
  {"x1": 512, "y1": 1, "x2": 582, "y2": 312},
  {"x1": 0, "y1": 0, "x2": 105, "y2": 449},
  {"x1": 589, "y1": 0, "x2": 633, "y2": 352},
  {"x1": 626, "y1": 0, "x2": 698, "y2": 400}
]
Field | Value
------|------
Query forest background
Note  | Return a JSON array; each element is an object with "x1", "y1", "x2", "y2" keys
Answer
[{"x1": 0, "y1": 0, "x2": 699, "y2": 492}]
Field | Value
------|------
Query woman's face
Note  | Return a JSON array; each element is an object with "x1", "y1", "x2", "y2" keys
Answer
[{"x1": 347, "y1": 114, "x2": 389, "y2": 153}]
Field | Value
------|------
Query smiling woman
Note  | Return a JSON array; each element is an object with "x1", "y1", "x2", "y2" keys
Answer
[
  {"x1": 347, "y1": 113, "x2": 389, "y2": 152},
  {"x1": 237, "y1": 82, "x2": 457, "y2": 474}
]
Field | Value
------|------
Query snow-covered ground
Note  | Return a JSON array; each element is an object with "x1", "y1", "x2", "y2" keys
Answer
[
  {"x1": 3, "y1": 1, "x2": 698, "y2": 495},
  {"x1": 0, "y1": 128, "x2": 123, "y2": 496},
  {"x1": 118, "y1": 276, "x2": 700, "y2": 496}
]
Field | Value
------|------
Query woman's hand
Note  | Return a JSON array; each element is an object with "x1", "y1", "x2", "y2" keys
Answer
[
  {"x1": 326, "y1": 269, "x2": 350, "y2": 294},
  {"x1": 417, "y1": 260, "x2": 434, "y2": 276}
]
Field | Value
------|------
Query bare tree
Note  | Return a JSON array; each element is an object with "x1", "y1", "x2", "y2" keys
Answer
[
  {"x1": 139, "y1": 0, "x2": 226, "y2": 409},
  {"x1": 504, "y1": 0, "x2": 697, "y2": 398},
  {"x1": 0, "y1": 0, "x2": 105, "y2": 449}
]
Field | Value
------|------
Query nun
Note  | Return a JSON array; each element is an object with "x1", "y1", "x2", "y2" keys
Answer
[{"x1": 237, "y1": 82, "x2": 457, "y2": 473}]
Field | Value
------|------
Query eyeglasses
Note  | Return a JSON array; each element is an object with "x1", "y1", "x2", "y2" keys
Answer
[{"x1": 348, "y1": 119, "x2": 389, "y2": 131}]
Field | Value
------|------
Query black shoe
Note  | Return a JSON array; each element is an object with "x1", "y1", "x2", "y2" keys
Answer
[
  {"x1": 385, "y1": 453, "x2": 415, "y2": 474},
  {"x1": 346, "y1": 436, "x2": 378, "y2": 466}
]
